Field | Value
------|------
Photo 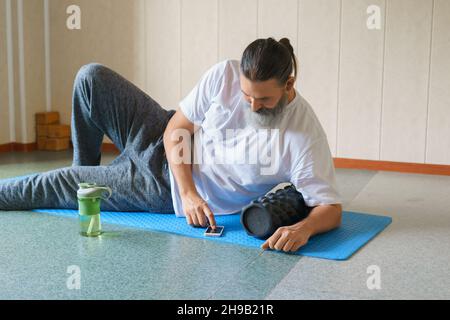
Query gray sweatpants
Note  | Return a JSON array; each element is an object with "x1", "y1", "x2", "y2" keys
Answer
[{"x1": 0, "y1": 63, "x2": 176, "y2": 213}]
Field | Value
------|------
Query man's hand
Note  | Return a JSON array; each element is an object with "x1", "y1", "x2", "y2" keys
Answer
[
  {"x1": 261, "y1": 204, "x2": 342, "y2": 253},
  {"x1": 181, "y1": 192, "x2": 217, "y2": 229},
  {"x1": 261, "y1": 221, "x2": 313, "y2": 253}
]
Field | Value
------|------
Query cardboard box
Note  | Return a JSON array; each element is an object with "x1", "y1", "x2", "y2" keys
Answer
[
  {"x1": 37, "y1": 137, "x2": 47, "y2": 150},
  {"x1": 36, "y1": 112, "x2": 60, "y2": 125},
  {"x1": 47, "y1": 124, "x2": 71, "y2": 138},
  {"x1": 45, "y1": 138, "x2": 70, "y2": 151},
  {"x1": 36, "y1": 125, "x2": 49, "y2": 137}
]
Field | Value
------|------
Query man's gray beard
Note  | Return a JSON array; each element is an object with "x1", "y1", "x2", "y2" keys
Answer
[{"x1": 243, "y1": 92, "x2": 289, "y2": 129}]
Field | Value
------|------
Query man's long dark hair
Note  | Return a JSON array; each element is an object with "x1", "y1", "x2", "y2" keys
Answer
[{"x1": 240, "y1": 37, "x2": 298, "y2": 86}]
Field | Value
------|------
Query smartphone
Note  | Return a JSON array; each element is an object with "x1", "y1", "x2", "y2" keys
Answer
[{"x1": 204, "y1": 226, "x2": 224, "y2": 237}]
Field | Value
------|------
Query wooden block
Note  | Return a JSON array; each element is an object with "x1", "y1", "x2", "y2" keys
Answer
[
  {"x1": 36, "y1": 125, "x2": 49, "y2": 137},
  {"x1": 45, "y1": 138, "x2": 70, "y2": 151},
  {"x1": 37, "y1": 137, "x2": 47, "y2": 150},
  {"x1": 36, "y1": 112, "x2": 60, "y2": 125},
  {"x1": 47, "y1": 124, "x2": 71, "y2": 138}
]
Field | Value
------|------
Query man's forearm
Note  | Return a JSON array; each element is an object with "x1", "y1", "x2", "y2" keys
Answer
[
  {"x1": 295, "y1": 204, "x2": 342, "y2": 237},
  {"x1": 168, "y1": 162, "x2": 197, "y2": 197},
  {"x1": 163, "y1": 128, "x2": 198, "y2": 197}
]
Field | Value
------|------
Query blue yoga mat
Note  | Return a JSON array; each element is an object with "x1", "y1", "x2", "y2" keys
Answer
[
  {"x1": 32, "y1": 208, "x2": 392, "y2": 260},
  {"x1": 1, "y1": 175, "x2": 391, "y2": 260}
]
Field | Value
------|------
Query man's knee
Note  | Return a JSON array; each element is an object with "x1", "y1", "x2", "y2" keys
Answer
[{"x1": 75, "y1": 63, "x2": 111, "y2": 86}]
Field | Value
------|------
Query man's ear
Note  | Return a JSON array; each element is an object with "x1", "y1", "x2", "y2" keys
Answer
[{"x1": 285, "y1": 76, "x2": 295, "y2": 91}]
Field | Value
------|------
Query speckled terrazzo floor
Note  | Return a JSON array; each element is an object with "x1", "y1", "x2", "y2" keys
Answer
[{"x1": 1, "y1": 150, "x2": 449, "y2": 299}]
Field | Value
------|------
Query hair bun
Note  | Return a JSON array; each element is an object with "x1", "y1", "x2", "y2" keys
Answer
[{"x1": 279, "y1": 38, "x2": 294, "y2": 54}]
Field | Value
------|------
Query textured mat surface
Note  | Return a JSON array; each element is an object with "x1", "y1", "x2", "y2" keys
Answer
[
  {"x1": 1, "y1": 175, "x2": 391, "y2": 260},
  {"x1": 32, "y1": 208, "x2": 392, "y2": 260}
]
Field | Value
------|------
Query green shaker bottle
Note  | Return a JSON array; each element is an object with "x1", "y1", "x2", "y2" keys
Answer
[{"x1": 77, "y1": 183, "x2": 112, "y2": 237}]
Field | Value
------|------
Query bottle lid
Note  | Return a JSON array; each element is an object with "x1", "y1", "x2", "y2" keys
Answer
[
  {"x1": 78, "y1": 182, "x2": 97, "y2": 189},
  {"x1": 77, "y1": 183, "x2": 112, "y2": 200}
]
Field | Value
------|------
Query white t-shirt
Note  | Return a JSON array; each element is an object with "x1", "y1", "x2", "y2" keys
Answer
[{"x1": 168, "y1": 59, "x2": 342, "y2": 217}]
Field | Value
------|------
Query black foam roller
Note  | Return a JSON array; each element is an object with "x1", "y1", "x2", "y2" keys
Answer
[{"x1": 240, "y1": 184, "x2": 312, "y2": 239}]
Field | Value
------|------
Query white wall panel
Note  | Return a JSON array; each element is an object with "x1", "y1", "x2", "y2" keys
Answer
[
  {"x1": 2, "y1": 0, "x2": 450, "y2": 167},
  {"x1": 337, "y1": 0, "x2": 385, "y2": 160},
  {"x1": 381, "y1": 0, "x2": 433, "y2": 163},
  {"x1": 146, "y1": 0, "x2": 180, "y2": 109},
  {"x1": 426, "y1": 0, "x2": 450, "y2": 165},
  {"x1": 298, "y1": 0, "x2": 341, "y2": 156},
  {"x1": 0, "y1": 0, "x2": 11, "y2": 144},
  {"x1": 218, "y1": 0, "x2": 257, "y2": 62},
  {"x1": 22, "y1": 0, "x2": 46, "y2": 143},
  {"x1": 181, "y1": 0, "x2": 218, "y2": 98},
  {"x1": 110, "y1": 0, "x2": 146, "y2": 91},
  {"x1": 258, "y1": 0, "x2": 298, "y2": 49},
  {"x1": 50, "y1": 0, "x2": 113, "y2": 127},
  {"x1": 50, "y1": 0, "x2": 145, "y2": 136}
]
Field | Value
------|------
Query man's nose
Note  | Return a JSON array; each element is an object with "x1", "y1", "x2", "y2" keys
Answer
[{"x1": 250, "y1": 99, "x2": 263, "y2": 112}]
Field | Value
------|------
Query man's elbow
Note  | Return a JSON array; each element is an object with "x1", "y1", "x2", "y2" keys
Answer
[
  {"x1": 331, "y1": 204, "x2": 343, "y2": 228},
  {"x1": 336, "y1": 210, "x2": 342, "y2": 228}
]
